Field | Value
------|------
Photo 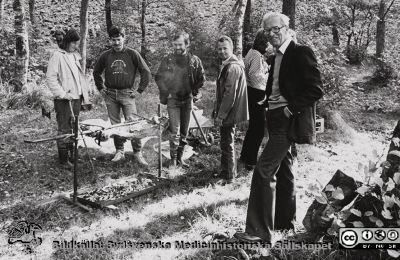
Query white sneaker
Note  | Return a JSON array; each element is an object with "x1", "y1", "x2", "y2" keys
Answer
[
  {"x1": 133, "y1": 151, "x2": 148, "y2": 166},
  {"x1": 111, "y1": 150, "x2": 125, "y2": 162}
]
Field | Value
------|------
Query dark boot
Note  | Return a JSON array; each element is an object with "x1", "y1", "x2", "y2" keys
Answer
[
  {"x1": 169, "y1": 149, "x2": 177, "y2": 167},
  {"x1": 58, "y1": 148, "x2": 73, "y2": 169},
  {"x1": 177, "y1": 146, "x2": 189, "y2": 168}
]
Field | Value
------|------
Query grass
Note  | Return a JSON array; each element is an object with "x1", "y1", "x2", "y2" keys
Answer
[{"x1": 1, "y1": 75, "x2": 399, "y2": 259}]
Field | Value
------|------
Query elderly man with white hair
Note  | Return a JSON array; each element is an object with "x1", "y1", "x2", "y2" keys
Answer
[{"x1": 235, "y1": 12, "x2": 323, "y2": 242}]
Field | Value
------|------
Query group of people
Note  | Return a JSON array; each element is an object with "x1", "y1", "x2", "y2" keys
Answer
[{"x1": 46, "y1": 11, "x2": 323, "y2": 243}]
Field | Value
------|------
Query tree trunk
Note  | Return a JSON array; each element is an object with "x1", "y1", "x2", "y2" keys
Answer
[
  {"x1": 79, "y1": 0, "x2": 89, "y2": 73},
  {"x1": 332, "y1": 23, "x2": 340, "y2": 46},
  {"x1": 13, "y1": 0, "x2": 29, "y2": 91},
  {"x1": 0, "y1": 0, "x2": 4, "y2": 29},
  {"x1": 140, "y1": 0, "x2": 147, "y2": 61},
  {"x1": 105, "y1": 0, "x2": 112, "y2": 32},
  {"x1": 376, "y1": 0, "x2": 386, "y2": 57},
  {"x1": 28, "y1": 0, "x2": 36, "y2": 24},
  {"x1": 282, "y1": 0, "x2": 296, "y2": 30},
  {"x1": 232, "y1": 0, "x2": 247, "y2": 59},
  {"x1": 242, "y1": 0, "x2": 252, "y2": 56}
]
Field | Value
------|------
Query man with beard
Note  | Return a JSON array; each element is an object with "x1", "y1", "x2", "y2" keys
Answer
[
  {"x1": 155, "y1": 31, "x2": 206, "y2": 167},
  {"x1": 213, "y1": 36, "x2": 249, "y2": 182},
  {"x1": 93, "y1": 26, "x2": 151, "y2": 165}
]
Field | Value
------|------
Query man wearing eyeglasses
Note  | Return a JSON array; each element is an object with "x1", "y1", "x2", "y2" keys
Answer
[{"x1": 235, "y1": 12, "x2": 323, "y2": 243}]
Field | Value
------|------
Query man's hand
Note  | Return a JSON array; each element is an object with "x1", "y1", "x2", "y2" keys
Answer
[
  {"x1": 214, "y1": 117, "x2": 223, "y2": 127},
  {"x1": 257, "y1": 97, "x2": 267, "y2": 106},
  {"x1": 151, "y1": 116, "x2": 160, "y2": 124},
  {"x1": 100, "y1": 89, "x2": 107, "y2": 99},
  {"x1": 62, "y1": 92, "x2": 74, "y2": 100},
  {"x1": 283, "y1": 106, "x2": 293, "y2": 118},
  {"x1": 392, "y1": 137, "x2": 400, "y2": 147}
]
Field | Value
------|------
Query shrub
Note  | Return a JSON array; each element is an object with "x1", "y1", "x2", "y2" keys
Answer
[
  {"x1": 346, "y1": 45, "x2": 367, "y2": 65},
  {"x1": 308, "y1": 149, "x2": 400, "y2": 259},
  {"x1": 371, "y1": 58, "x2": 397, "y2": 86},
  {"x1": 1, "y1": 81, "x2": 53, "y2": 110},
  {"x1": 166, "y1": 0, "x2": 222, "y2": 76}
]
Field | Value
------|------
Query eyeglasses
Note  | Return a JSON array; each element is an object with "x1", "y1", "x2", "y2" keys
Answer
[{"x1": 264, "y1": 26, "x2": 284, "y2": 34}]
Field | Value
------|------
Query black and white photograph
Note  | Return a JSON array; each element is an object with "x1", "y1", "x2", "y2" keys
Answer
[{"x1": 0, "y1": 0, "x2": 400, "y2": 259}]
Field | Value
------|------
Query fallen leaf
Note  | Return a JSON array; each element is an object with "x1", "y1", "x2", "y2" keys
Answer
[
  {"x1": 388, "y1": 150, "x2": 400, "y2": 158},
  {"x1": 382, "y1": 208, "x2": 393, "y2": 219},
  {"x1": 369, "y1": 216, "x2": 379, "y2": 222},
  {"x1": 387, "y1": 250, "x2": 400, "y2": 258},
  {"x1": 376, "y1": 219, "x2": 384, "y2": 227},
  {"x1": 332, "y1": 187, "x2": 344, "y2": 200},
  {"x1": 364, "y1": 211, "x2": 374, "y2": 217},
  {"x1": 315, "y1": 195, "x2": 328, "y2": 204},
  {"x1": 352, "y1": 221, "x2": 364, "y2": 228},
  {"x1": 350, "y1": 209, "x2": 362, "y2": 217},
  {"x1": 325, "y1": 184, "x2": 335, "y2": 192}
]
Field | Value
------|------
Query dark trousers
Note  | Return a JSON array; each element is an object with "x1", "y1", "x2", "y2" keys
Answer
[
  {"x1": 245, "y1": 106, "x2": 295, "y2": 242},
  {"x1": 220, "y1": 125, "x2": 236, "y2": 179},
  {"x1": 240, "y1": 87, "x2": 266, "y2": 165},
  {"x1": 54, "y1": 99, "x2": 81, "y2": 149},
  {"x1": 167, "y1": 97, "x2": 193, "y2": 156}
]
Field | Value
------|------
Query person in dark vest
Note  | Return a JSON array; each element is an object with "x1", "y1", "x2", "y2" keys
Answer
[
  {"x1": 93, "y1": 26, "x2": 151, "y2": 165},
  {"x1": 239, "y1": 29, "x2": 270, "y2": 171},
  {"x1": 235, "y1": 12, "x2": 323, "y2": 242},
  {"x1": 155, "y1": 30, "x2": 206, "y2": 167},
  {"x1": 213, "y1": 35, "x2": 249, "y2": 183},
  {"x1": 46, "y1": 29, "x2": 92, "y2": 169}
]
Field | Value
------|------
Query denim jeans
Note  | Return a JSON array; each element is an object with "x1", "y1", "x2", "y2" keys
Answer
[
  {"x1": 103, "y1": 88, "x2": 142, "y2": 152},
  {"x1": 167, "y1": 97, "x2": 192, "y2": 154},
  {"x1": 54, "y1": 98, "x2": 81, "y2": 149},
  {"x1": 245, "y1": 106, "x2": 295, "y2": 242},
  {"x1": 220, "y1": 125, "x2": 236, "y2": 179}
]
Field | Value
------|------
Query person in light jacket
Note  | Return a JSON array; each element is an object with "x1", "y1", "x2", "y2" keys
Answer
[
  {"x1": 213, "y1": 35, "x2": 249, "y2": 182},
  {"x1": 46, "y1": 28, "x2": 91, "y2": 169}
]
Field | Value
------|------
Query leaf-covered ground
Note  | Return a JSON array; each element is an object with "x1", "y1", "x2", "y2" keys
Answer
[{"x1": 1, "y1": 70, "x2": 399, "y2": 259}]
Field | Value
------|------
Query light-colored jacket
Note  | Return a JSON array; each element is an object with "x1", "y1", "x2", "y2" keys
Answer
[
  {"x1": 46, "y1": 49, "x2": 91, "y2": 105},
  {"x1": 215, "y1": 55, "x2": 249, "y2": 126}
]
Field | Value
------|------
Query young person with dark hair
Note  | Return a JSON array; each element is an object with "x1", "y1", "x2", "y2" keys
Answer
[
  {"x1": 93, "y1": 26, "x2": 151, "y2": 165},
  {"x1": 155, "y1": 30, "x2": 206, "y2": 167},
  {"x1": 239, "y1": 30, "x2": 270, "y2": 171},
  {"x1": 46, "y1": 28, "x2": 92, "y2": 168}
]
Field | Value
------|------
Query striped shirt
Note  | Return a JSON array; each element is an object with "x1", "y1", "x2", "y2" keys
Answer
[{"x1": 244, "y1": 48, "x2": 269, "y2": 91}]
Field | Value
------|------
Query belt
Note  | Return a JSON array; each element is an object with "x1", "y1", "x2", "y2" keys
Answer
[{"x1": 106, "y1": 88, "x2": 133, "y2": 91}]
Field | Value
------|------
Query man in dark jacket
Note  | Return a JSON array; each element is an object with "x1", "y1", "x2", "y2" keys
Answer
[
  {"x1": 93, "y1": 26, "x2": 151, "y2": 165},
  {"x1": 213, "y1": 35, "x2": 249, "y2": 182},
  {"x1": 155, "y1": 31, "x2": 206, "y2": 167},
  {"x1": 235, "y1": 12, "x2": 323, "y2": 242}
]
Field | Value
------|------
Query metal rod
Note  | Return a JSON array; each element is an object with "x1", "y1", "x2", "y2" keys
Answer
[
  {"x1": 79, "y1": 127, "x2": 95, "y2": 174},
  {"x1": 69, "y1": 100, "x2": 75, "y2": 125},
  {"x1": 191, "y1": 111, "x2": 209, "y2": 145},
  {"x1": 158, "y1": 104, "x2": 162, "y2": 178},
  {"x1": 24, "y1": 133, "x2": 73, "y2": 143},
  {"x1": 73, "y1": 114, "x2": 79, "y2": 203}
]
